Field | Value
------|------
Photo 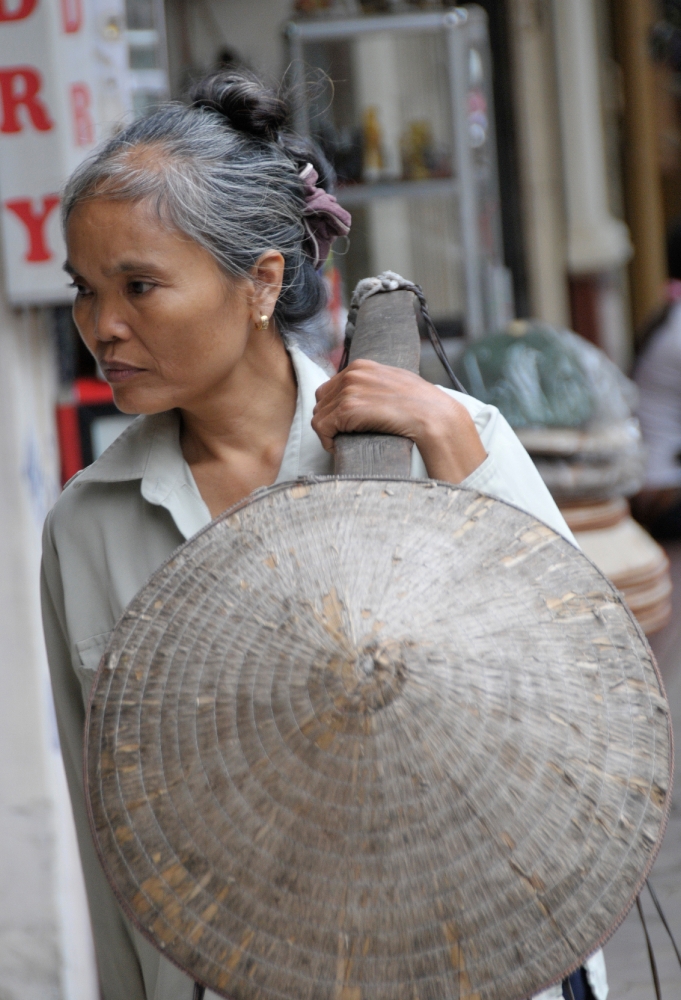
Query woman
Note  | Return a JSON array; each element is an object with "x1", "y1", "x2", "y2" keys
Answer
[{"x1": 41, "y1": 71, "x2": 605, "y2": 1000}]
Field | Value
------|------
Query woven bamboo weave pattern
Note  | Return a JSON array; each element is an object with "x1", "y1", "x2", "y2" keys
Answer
[{"x1": 86, "y1": 479, "x2": 672, "y2": 1000}]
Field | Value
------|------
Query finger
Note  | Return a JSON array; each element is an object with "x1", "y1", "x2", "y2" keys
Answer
[
  {"x1": 313, "y1": 369, "x2": 366, "y2": 425},
  {"x1": 314, "y1": 361, "x2": 378, "y2": 406},
  {"x1": 312, "y1": 389, "x2": 366, "y2": 447},
  {"x1": 314, "y1": 376, "x2": 337, "y2": 404},
  {"x1": 310, "y1": 412, "x2": 336, "y2": 452}
]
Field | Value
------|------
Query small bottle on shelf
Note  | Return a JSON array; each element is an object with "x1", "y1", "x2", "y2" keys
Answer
[{"x1": 362, "y1": 106, "x2": 384, "y2": 183}]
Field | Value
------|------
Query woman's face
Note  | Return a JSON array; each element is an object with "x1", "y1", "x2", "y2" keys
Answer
[{"x1": 65, "y1": 197, "x2": 279, "y2": 415}]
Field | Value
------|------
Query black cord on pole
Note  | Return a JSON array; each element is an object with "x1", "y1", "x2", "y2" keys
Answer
[
  {"x1": 410, "y1": 284, "x2": 468, "y2": 394},
  {"x1": 647, "y1": 879, "x2": 681, "y2": 971},
  {"x1": 339, "y1": 274, "x2": 469, "y2": 395},
  {"x1": 637, "y1": 895, "x2": 663, "y2": 1000}
]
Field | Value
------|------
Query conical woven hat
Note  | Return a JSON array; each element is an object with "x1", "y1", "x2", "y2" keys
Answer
[{"x1": 86, "y1": 478, "x2": 672, "y2": 1000}]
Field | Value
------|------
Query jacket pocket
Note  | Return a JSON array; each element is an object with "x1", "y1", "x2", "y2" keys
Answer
[{"x1": 74, "y1": 630, "x2": 113, "y2": 705}]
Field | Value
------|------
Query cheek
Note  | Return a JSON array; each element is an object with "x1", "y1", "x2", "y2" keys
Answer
[
  {"x1": 72, "y1": 301, "x2": 94, "y2": 348},
  {"x1": 166, "y1": 299, "x2": 246, "y2": 366},
  {"x1": 144, "y1": 313, "x2": 241, "y2": 390}
]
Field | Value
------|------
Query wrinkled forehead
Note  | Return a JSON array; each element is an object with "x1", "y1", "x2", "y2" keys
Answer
[{"x1": 64, "y1": 196, "x2": 216, "y2": 280}]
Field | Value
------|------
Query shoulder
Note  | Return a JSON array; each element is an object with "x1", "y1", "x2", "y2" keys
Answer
[{"x1": 45, "y1": 412, "x2": 167, "y2": 540}]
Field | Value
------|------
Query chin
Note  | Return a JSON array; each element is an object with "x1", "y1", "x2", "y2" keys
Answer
[{"x1": 111, "y1": 385, "x2": 174, "y2": 416}]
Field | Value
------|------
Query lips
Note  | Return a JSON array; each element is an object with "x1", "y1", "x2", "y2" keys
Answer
[{"x1": 101, "y1": 361, "x2": 146, "y2": 383}]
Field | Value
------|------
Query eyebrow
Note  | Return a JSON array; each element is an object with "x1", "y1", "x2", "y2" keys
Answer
[
  {"x1": 111, "y1": 260, "x2": 164, "y2": 275},
  {"x1": 63, "y1": 259, "x2": 164, "y2": 278}
]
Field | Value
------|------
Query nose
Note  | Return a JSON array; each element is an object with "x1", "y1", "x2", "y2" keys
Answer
[{"x1": 92, "y1": 294, "x2": 131, "y2": 344}]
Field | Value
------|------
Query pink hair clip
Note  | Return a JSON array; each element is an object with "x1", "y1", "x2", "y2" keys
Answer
[{"x1": 299, "y1": 162, "x2": 351, "y2": 270}]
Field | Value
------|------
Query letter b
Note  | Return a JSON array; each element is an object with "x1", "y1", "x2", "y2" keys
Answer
[{"x1": 70, "y1": 83, "x2": 94, "y2": 146}]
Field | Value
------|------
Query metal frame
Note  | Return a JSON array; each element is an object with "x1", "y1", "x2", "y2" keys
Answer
[
  {"x1": 287, "y1": 10, "x2": 464, "y2": 41},
  {"x1": 286, "y1": 6, "x2": 495, "y2": 340},
  {"x1": 126, "y1": 0, "x2": 170, "y2": 107}
]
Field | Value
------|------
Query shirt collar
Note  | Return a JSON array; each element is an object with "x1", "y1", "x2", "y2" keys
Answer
[
  {"x1": 276, "y1": 344, "x2": 332, "y2": 482},
  {"x1": 73, "y1": 345, "x2": 332, "y2": 539}
]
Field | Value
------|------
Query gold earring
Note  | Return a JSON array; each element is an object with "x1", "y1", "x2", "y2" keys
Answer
[{"x1": 255, "y1": 314, "x2": 269, "y2": 331}]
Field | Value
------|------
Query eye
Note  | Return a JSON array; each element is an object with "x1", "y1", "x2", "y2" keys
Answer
[
  {"x1": 68, "y1": 280, "x2": 91, "y2": 297},
  {"x1": 128, "y1": 280, "x2": 155, "y2": 295}
]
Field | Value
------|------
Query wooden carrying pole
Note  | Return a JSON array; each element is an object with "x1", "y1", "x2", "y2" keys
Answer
[{"x1": 333, "y1": 289, "x2": 420, "y2": 478}]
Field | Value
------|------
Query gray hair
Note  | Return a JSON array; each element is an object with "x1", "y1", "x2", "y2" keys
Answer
[{"x1": 62, "y1": 71, "x2": 332, "y2": 337}]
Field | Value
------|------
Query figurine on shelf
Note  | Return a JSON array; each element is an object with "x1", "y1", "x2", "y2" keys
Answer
[
  {"x1": 400, "y1": 119, "x2": 451, "y2": 180},
  {"x1": 362, "y1": 106, "x2": 384, "y2": 182},
  {"x1": 401, "y1": 120, "x2": 434, "y2": 180}
]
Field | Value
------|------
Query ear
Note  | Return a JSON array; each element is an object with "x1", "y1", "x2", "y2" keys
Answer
[{"x1": 252, "y1": 251, "x2": 285, "y2": 325}]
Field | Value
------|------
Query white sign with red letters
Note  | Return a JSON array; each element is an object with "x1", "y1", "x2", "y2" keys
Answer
[{"x1": 0, "y1": 0, "x2": 130, "y2": 304}]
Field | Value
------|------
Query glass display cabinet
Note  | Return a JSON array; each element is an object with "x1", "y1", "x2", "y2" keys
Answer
[
  {"x1": 286, "y1": 6, "x2": 511, "y2": 341},
  {"x1": 124, "y1": 0, "x2": 169, "y2": 116}
]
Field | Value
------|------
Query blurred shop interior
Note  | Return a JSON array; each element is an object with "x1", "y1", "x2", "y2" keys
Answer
[{"x1": 51, "y1": 0, "x2": 681, "y2": 481}]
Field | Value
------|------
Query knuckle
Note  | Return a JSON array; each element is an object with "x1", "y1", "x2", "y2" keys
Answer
[
  {"x1": 343, "y1": 369, "x2": 365, "y2": 390},
  {"x1": 336, "y1": 398, "x2": 353, "y2": 419}
]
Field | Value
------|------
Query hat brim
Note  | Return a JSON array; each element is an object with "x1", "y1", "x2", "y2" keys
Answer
[{"x1": 86, "y1": 478, "x2": 672, "y2": 1000}]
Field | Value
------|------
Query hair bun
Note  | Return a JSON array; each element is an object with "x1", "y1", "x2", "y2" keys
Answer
[{"x1": 189, "y1": 70, "x2": 288, "y2": 142}]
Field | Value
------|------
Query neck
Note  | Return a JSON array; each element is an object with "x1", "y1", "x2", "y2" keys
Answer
[{"x1": 179, "y1": 327, "x2": 297, "y2": 489}]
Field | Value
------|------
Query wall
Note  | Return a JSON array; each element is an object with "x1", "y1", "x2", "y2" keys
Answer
[
  {"x1": 0, "y1": 289, "x2": 98, "y2": 999},
  {"x1": 506, "y1": 0, "x2": 569, "y2": 328},
  {"x1": 165, "y1": 0, "x2": 293, "y2": 94}
]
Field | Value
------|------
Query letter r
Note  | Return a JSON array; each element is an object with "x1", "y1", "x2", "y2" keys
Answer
[{"x1": 0, "y1": 67, "x2": 53, "y2": 133}]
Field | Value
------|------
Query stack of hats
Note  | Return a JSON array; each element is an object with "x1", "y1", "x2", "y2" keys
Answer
[{"x1": 453, "y1": 321, "x2": 672, "y2": 635}]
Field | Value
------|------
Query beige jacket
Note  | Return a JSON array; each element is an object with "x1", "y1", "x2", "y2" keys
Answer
[{"x1": 41, "y1": 346, "x2": 606, "y2": 1000}]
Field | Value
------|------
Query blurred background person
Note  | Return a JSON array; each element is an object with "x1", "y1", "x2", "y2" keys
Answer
[{"x1": 632, "y1": 220, "x2": 681, "y2": 537}]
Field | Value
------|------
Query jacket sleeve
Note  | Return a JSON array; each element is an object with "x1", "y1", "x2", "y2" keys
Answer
[
  {"x1": 41, "y1": 510, "x2": 148, "y2": 1000},
  {"x1": 415, "y1": 389, "x2": 577, "y2": 546}
]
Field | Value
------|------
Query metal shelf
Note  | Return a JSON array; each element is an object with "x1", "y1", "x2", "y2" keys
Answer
[
  {"x1": 337, "y1": 177, "x2": 459, "y2": 207},
  {"x1": 286, "y1": 9, "x2": 466, "y2": 42},
  {"x1": 287, "y1": 5, "x2": 505, "y2": 339}
]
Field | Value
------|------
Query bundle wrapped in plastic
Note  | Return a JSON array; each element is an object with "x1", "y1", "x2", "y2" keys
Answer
[
  {"x1": 453, "y1": 322, "x2": 636, "y2": 429},
  {"x1": 454, "y1": 321, "x2": 644, "y2": 501}
]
